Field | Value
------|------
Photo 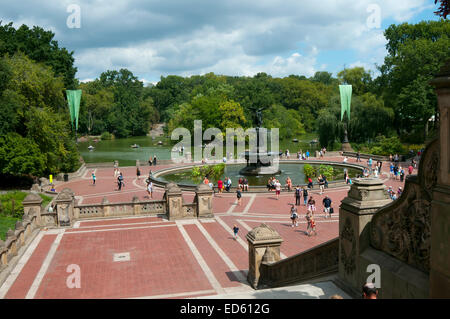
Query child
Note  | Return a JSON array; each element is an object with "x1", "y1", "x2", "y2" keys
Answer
[
  {"x1": 309, "y1": 217, "x2": 317, "y2": 236},
  {"x1": 236, "y1": 188, "x2": 242, "y2": 206},
  {"x1": 233, "y1": 225, "x2": 239, "y2": 239},
  {"x1": 91, "y1": 170, "x2": 96, "y2": 185}
]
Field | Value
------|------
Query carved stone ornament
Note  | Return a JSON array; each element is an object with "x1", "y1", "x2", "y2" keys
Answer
[
  {"x1": 340, "y1": 217, "x2": 356, "y2": 275},
  {"x1": 370, "y1": 138, "x2": 437, "y2": 273}
]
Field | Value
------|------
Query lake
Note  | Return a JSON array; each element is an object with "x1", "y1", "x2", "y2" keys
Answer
[{"x1": 78, "y1": 133, "x2": 321, "y2": 166}]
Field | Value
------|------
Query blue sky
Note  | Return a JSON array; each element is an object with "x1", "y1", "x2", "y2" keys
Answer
[{"x1": 0, "y1": 0, "x2": 442, "y2": 84}]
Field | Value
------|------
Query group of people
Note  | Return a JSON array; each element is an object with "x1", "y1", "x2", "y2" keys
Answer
[
  {"x1": 216, "y1": 177, "x2": 232, "y2": 193},
  {"x1": 297, "y1": 150, "x2": 310, "y2": 160},
  {"x1": 387, "y1": 186, "x2": 402, "y2": 200},
  {"x1": 267, "y1": 177, "x2": 282, "y2": 199},
  {"x1": 290, "y1": 193, "x2": 334, "y2": 236},
  {"x1": 148, "y1": 155, "x2": 158, "y2": 166}
]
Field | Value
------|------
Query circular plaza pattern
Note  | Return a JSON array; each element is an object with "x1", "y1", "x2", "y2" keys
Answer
[{"x1": 0, "y1": 155, "x2": 411, "y2": 299}]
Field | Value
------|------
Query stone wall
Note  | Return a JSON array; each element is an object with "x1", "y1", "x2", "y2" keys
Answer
[{"x1": 0, "y1": 194, "x2": 42, "y2": 271}]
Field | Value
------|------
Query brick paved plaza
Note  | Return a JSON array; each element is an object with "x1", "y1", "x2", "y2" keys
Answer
[{"x1": 0, "y1": 156, "x2": 409, "y2": 299}]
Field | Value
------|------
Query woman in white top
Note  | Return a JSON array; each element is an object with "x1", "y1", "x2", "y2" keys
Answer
[{"x1": 147, "y1": 181, "x2": 153, "y2": 198}]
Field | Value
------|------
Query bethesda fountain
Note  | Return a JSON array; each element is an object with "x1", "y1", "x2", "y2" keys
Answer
[{"x1": 239, "y1": 107, "x2": 281, "y2": 175}]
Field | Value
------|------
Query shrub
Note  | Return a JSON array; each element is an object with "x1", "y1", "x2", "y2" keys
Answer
[
  {"x1": 100, "y1": 131, "x2": 113, "y2": 140},
  {"x1": 303, "y1": 164, "x2": 315, "y2": 178}
]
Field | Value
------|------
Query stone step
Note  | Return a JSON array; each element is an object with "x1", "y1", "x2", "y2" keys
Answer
[{"x1": 193, "y1": 280, "x2": 352, "y2": 299}]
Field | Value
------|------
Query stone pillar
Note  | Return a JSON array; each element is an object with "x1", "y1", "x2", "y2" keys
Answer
[
  {"x1": 55, "y1": 189, "x2": 75, "y2": 227},
  {"x1": 102, "y1": 197, "x2": 110, "y2": 217},
  {"x1": 164, "y1": 183, "x2": 183, "y2": 220},
  {"x1": 338, "y1": 178, "x2": 391, "y2": 295},
  {"x1": 246, "y1": 223, "x2": 283, "y2": 289},
  {"x1": 429, "y1": 60, "x2": 450, "y2": 298},
  {"x1": 22, "y1": 193, "x2": 43, "y2": 225},
  {"x1": 132, "y1": 195, "x2": 140, "y2": 215},
  {"x1": 195, "y1": 184, "x2": 214, "y2": 219}
]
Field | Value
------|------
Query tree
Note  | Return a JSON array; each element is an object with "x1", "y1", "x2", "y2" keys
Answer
[
  {"x1": 434, "y1": 0, "x2": 450, "y2": 19},
  {"x1": 0, "y1": 22, "x2": 77, "y2": 88},
  {"x1": 337, "y1": 67, "x2": 372, "y2": 95},
  {"x1": 377, "y1": 20, "x2": 450, "y2": 141}
]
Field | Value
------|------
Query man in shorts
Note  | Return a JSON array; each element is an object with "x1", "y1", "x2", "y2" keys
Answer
[
  {"x1": 323, "y1": 195, "x2": 332, "y2": 218},
  {"x1": 275, "y1": 180, "x2": 281, "y2": 199},
  {"x1": 146, "y1": 180, "x2": 153, "y2": 198}
]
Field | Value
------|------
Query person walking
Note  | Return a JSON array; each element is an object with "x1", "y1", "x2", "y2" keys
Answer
[
  {"x1": 389, "y1": 163, "x2": 394, "y2": 179},
  {"x1": 146, "y1": 180, "x2": 153, "y2": 199},
  {"x1": 408, "y1": 164, "x2": 413, "y2": 175},
  {"x1": 307, "y1": 196, "x2": 316, "y2": 216},
  {"x1": 275, "y1": 179, "x2": 281, "y2": 200},
  {"x1": 148, "y1": 156, "x2": 153, "y2": 166},
  {"x1": 322, "y1": 195, "x2": 332, "y2": 218},
  {"x1": 153, "y1": 155, "x2": 157, "y2": 166},
  {"x1": 236, "y1": 188, "x2": 242, "y2": 206},
  {"x1": 295, "y1": 185, "x2": 301, "y2": 206},
  {"x1": 91, "y1": 170, "x2": 96, "y2": 185},
  {"x1": 307, "y1": 177, "x2": 313, "y2": 189},
  {"x1": 302, "y1": 187, "x2": 308, "y2": 206},
  {"x1": 232, "y1": 224, "x2": 239, "y2": 240},
  {"x1": 118, "y1": 172, "x2": 124, "y2": 191},
  {"x1": 136, "y1": 167, "x2": 141, "y2": 180},
  {"x1": 356, "y1": 151, "x2": 361, "y2": 162},
  {"x1": 290, "y1": 205, "x2": 298, "y2": 227},
  {"x1": 318, "y1": 175, "x2": 325, "y2": 195}
]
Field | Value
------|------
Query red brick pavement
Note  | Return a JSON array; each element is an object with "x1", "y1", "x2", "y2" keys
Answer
[
  {"x1": 4, "y1": 234, "x2": 57, "y2": 299},
  {"x1": 3, "y1": 156, "x2": 411, "y2": 299}
]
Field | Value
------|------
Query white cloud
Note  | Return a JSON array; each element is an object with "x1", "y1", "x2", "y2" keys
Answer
[{"x1": 0, "y1": 0, "x2": 432, "y2": 81}]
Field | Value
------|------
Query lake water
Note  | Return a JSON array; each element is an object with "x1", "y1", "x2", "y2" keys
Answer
[{"x1": 78, "y1": 133, "x2": 322, "y2": 166}]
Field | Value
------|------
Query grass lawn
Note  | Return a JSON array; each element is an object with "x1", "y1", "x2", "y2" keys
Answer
[{"x1": 0, "y1": 191, "x2": 53, "y2": 241}]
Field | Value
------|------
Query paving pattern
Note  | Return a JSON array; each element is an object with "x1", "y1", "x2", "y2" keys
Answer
[{"x1": 0, "y1": 156, "x2": 412, "y2": 299}]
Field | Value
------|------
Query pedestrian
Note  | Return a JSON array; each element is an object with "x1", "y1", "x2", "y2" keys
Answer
[
  {"x1": 389, "y1": 163, "x2": 394, "y2": 179},
  {"x1": 368, "y1": 157, "x2": 373, "y2": 172},
  {"x1": 118, "y1": 172, "x2": 124, "y2": 191},
  {"x1": 303, "y1": 187, "x2": 308, "y2": 206},
  {"x1": 225, "y1": 177, "x2": 232, "y2": 192},
  {"x1": 307, "y1": 177, "x2": 313, "y2": 189},
  {"x1": 236, "y1": 188, "x2": 242, "y2": 206},
  {"x1": 362, "y1": 283, "x2": 378, "y2": 299},
  {"x1": 306, "y1": 212, "x2": 317, "y2": 236},
  {"x1": 153, "y1": 155, "x2": 157, "y2": 166},
  {"x1": 295, "y1": 185, "x2": 301, "y2": 206},
  {"x1": 136, "y1": 167, "x2": 141, "y2": 180},
  {"x1": 148, "y1": 156, "x2": 153, "y2": 166},
  {"x1": 356, "y1": 151, "x2": 361, "y2": 162},
  {"x1": 217, "y1": 179, "x2": 223, "y2": 194},
  {"x1": 290, "y1": 205, "x2": 298, "y2": 227},
  {"x1": 146, "y1": 180, "x2": 153, "y2": 198},
  {"x1": 307, "y1": 196, "x2": 316, "y2": 216},
  {"x1": 323, "y1": 175, "x2": 328, "y2": 189},
  {"x1": 243, "y1": 178, "x2": 249, "y2": 191},
  {"x1": 323, "y1": 195, "x2": 332, "y2": 218},
  {"x1": 91, "y1": 170, "x2": 96, "y2": 185},
  {"x1": 233, "y1": 224, "x2": 239, "y2": 240},
  {"x1": 400, "y1": 167, "x2": 405, "y2": 182},
  {"x1": 203, "y1": 176, "x2": 209, "y2": 185},
  {"x1": 113, "y1": 161, "x2": 118, "y2": 176},
  {"x1": 318, "y1": 175, "x2": 325, "y2": 194},
  {"x1": 275, "y1": 179, "x2": 281, "y2": 199},
  {"x1": 408, "y1": 164, "x2": 413, "y2": 175}
]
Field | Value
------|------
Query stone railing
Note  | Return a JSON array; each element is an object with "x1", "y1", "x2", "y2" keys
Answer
[
  {"x1": 246, "y1": 223, "x2": 338, "y2": 289},
  {"x1": 74, "y1": 197, "x2": 166, "y2": 219},
  {"x1": 259, "y1": 238, "x2": 339, "y2": 288},
  {"x1": 0, "y1": 193, "x2": 42, "y2": 271},
  {"x1": 342, "y1": 151, "x2": 388, "y2": 161}
]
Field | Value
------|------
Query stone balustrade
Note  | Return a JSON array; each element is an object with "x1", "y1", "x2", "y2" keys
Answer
[{"x1": 0, "y1": 194, "x2": 42, "y2": 270}]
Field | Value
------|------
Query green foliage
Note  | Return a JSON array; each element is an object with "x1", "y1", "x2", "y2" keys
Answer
[
  {"x1": 100, "y1": 131, "x2": 113, "y2": 140},
  {"x1": 375, "y1": 20, "x2": 450, "y2": 142},
  {"x1": 303, "y1": 164, "x2": 315, "y2": 178},
  {"x1": 0, "y1": 53, "x2": 80, "y2": 177},
  {"x1": 0, "y1": 22, "x2": 77, "y2": 88},
  {"x1": 370, "y1": 136, "x2": 406, "y2": 155},
  {"x1": 190, "y1": 164, "x2": 225, "y2": 183},
  {"x1": 318, "y1": 165, "x2": 334, "y2": 181},
  {"x1": 337, "y1": 67, "x2": 373, "y2": 95}
]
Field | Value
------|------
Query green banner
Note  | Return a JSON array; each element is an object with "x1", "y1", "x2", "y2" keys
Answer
[
  {"x1": 66, "y1": 89, "x2": 82, "y2": 130},
  {"x1": 339, "y1": 85, "x2": 352, "y2": 121}
]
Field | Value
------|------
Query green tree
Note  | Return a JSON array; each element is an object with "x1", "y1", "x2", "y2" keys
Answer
[{"x1": 337, "y1": 67, "x2": 372, "y2": 95}]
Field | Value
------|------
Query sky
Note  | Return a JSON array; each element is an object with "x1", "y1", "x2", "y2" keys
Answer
[{"x1": 0, "y1": 0, "x2": 442, "y2": 84}]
